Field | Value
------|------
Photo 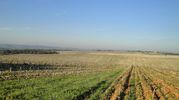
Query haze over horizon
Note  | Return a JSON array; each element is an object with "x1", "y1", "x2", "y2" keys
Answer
[{"x1": 0, "y1": 0, "x2": 179, "y2": 53}]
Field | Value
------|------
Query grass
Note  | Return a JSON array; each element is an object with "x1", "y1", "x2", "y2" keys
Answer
[{"x1": 0, "y1": 68, "x2": 124, "y2": 100}]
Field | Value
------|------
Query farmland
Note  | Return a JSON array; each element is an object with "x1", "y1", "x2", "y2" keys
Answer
[{"x1": 0, "y1": 51, "x2": 179, "y2": 100}]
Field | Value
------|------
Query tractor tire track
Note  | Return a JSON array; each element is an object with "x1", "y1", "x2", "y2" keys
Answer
[
  {"x1": 135, "y1": 66, "x2": 145, "y2": 100},
  {"x1": 108, "y1": 66, "x2": 133, "y2": 100},
  {"x1": 137, "y1": 67, "x2": 154, "y2": 100},
  {"x1": 102, "y1": 66, "x2": 132, "y2": 100}
]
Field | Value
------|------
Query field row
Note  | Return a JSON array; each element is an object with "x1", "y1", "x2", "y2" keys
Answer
[
  {"x1": 101, "y1": 65, "x2": 179, "y2": 100},
  {"x1": 0, "y1": 63, "x2": 121, "y2": 81}
]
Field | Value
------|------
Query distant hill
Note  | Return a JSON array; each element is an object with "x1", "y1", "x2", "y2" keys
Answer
[
  {"x1": 0, "y1": 44, "x2": 62, "y2": 50},
  {"x1": 0, "y1": 44, "x2": 75, "y2": 50}
]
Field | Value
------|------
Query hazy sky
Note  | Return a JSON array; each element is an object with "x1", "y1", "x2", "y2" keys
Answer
[{"x1": 0, "y1": 0, "x2": 179, "y2": 52}]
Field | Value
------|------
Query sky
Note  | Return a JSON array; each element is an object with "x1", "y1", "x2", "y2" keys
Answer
[{"x1": 0, "y1": 0, "x2": 179, "y2": 52}]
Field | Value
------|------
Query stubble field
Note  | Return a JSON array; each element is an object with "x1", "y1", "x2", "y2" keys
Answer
[{"x1": 0, "y1": 51, "x2": 179, "y2": 100}]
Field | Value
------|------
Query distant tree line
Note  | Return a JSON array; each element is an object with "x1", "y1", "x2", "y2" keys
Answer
[
  {"x1": 0, "y1": 49, "x2": 58, "y2": 55},
  {"x1": 161, "y1": 52, "x2": 179, "y2": 55},
  {"x1": 127, "y1": 50, "x2": 179, "y2": 55}
]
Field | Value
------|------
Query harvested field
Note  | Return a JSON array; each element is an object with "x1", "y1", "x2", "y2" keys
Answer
[{"x1": 0, "y1": 51, "x2": 179, "y2": 99}]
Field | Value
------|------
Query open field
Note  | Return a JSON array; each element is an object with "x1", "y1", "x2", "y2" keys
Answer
[{"x1": 0, "y1": 51, "x2": 179, "y2": 100}]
